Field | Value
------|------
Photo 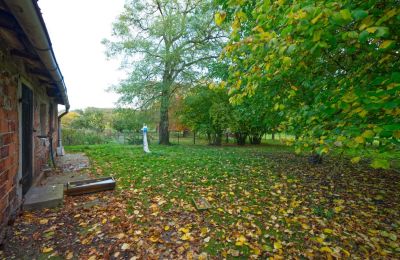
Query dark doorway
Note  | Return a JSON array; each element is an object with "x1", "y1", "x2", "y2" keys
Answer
[{"x1": 21, "y1": 84, "x2": 33, "y2": 195}]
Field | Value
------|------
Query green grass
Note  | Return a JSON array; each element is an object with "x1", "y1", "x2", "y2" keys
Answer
[{"x1": 64, "y1": 143, "x2": 400, "y2": 258}]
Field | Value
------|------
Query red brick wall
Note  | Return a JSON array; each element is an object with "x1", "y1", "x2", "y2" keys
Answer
[
  {"x1": 0, "y1": 70, "x2": 19, "y2": 235},
  {"x1": 0, "y1": 67, "x2": 60, "y2": 242}
]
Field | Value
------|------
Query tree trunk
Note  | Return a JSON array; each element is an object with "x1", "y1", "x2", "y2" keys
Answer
[
  {"x1": 159, "y1": 89, "x2": 170, "y2": 145},
  {"x1": 250, "y1": 134, "x2": 262, "y2": 145},
  {"x1": 271, "y1": 132, "x2": 275, "y2": 140},
  {"x1": 215, "y1": 133, "x2": 222, "y2": 146},
  {"x1": 235, "y1": 132, "x2": 247, "y2": 146}
]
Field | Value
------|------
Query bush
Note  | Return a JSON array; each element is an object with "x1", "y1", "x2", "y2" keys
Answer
[{"x1": 62, "y1": 128, "x2": 111, "y2": 145}]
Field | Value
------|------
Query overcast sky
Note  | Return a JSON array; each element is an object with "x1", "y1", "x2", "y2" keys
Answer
[{"x1": 39, "y1": 0, "x2": 126, "y2": 110}]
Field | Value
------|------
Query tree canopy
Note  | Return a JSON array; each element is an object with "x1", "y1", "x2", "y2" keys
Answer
[
  {"x1": 103, "y1": 0, "x2": 225, "y2": 144},
  {"x1": 216, "y1": 0, "x2": 399, "y2": 168}
]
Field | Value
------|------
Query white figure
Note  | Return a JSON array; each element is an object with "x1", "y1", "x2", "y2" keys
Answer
[{"x1": 142, "y1": 124, "x2": 151, "y2": 153}]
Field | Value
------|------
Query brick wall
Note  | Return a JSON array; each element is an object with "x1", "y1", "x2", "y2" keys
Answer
[
  {"x1": 0, "y1": 55, "x2": 60, "y2": 243},
  {"x1": 0, "y1": 70, "x2": 19, "y2": 238}
]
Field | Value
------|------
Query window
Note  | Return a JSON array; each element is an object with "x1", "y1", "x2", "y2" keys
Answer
[{"x1": 39, "y1": 103, "x2": 47, "y2": 136}]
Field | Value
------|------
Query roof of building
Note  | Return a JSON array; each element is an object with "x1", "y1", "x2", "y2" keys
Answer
[{"x1": 0, "y1": 0, "x2": 69, "y2": 108}]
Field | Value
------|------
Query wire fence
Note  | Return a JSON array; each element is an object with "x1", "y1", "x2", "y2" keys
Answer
[{"x1": 62, "y1": 128, "x2": 293, "y2": 146}]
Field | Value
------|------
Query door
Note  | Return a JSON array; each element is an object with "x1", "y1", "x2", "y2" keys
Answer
[{"x1": 21, "y1": 84, "x2": 33, "y2": 195}]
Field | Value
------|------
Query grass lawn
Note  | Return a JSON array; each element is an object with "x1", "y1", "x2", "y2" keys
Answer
[
  {"x1": 3, "y1": 143, "x2": 399, "y2": 259},
  {"x1": 64, "y1": 143, "x2": 399, "y2": 258}
]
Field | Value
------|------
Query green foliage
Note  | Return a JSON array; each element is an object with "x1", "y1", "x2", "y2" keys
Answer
[
  {"x1": 103, "y1": 0, "x2": 225, "y2": 144},
  {"x1": 62, "y1": 128, "x2": 111, "y2": 146},
  {"x1": 112, "y1": 108, "x2": 146, "y2": 132},
  {"x1": 180, "y1": 86, "x2": 231, "y2": 145},
  {"x1": 219, "y1": 0, "x2": 400, "y2": 168},
  {"x1": 69, "y1": 108, "x2": 107, "y2": 132}
]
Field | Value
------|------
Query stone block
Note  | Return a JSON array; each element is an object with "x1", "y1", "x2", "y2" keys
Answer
[{"x1": 23, "y1": 184, "x2": 64, "y2": 211}]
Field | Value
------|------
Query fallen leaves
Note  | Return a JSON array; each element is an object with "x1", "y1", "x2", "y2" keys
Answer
[
  {"x1": 41, "y1": 247, "x2": 53, "y2": 253},
  {"x1": 121, "y1": 243, "x2": 131, "y2": 250},
  {"x1": 3, "y1": 145, "x2": 400, "y2": 259},
  {"x1": 39, "y1": 219, "x2": 49, "y2": 225},
  {"x1": 274, "y1": 241, "x2": 282, "y2": 250}
]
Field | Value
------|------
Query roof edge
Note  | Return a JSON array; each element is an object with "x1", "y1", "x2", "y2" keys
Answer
[{"x1": 4, "y1": 0, "x2": 70, "y2": 109}]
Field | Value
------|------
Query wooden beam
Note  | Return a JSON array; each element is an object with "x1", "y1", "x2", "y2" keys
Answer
[
  {"x1": 0, "y1": 10, "x2": 18, "y2": 32},
  {"x1": 39, "y1": 78, "x2": 54, "y2": 84},
  {"x1": 10, "y1": 49, "x2": 39, "y2": 61},
  {"x1": 46, "y1": 87, "x2": 58, "y2": 97},
  {"x1": 28, "y1": 68, "x2": 51, "y2": 78}
]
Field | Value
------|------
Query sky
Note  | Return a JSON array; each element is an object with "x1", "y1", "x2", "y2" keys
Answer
[{"x1": 39, "y1": 0, "x2": 126, "y2": 110}]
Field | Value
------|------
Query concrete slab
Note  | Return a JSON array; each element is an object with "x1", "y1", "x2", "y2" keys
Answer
[
  {"x1": 56, "y1": 153, "x2": 89, "y2": 172},
  {"x1": 44, "y1": 172, "x2": 91, "y2": 187},
  {"x1": 23, "y1": 184, "x2": 64, "y2": 211}
]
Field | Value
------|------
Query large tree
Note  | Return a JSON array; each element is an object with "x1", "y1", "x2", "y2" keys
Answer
[{"x1": 103, "y1": 0, "x2": 225, "y2": 144}]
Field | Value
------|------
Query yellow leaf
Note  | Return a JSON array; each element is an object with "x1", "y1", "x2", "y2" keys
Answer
[
  {"x1": 149, "y1": 236, "x2": 159, "y2": 242},
  {"x1": 320, "y1": 246, "x2": 333, "y2": 253},
  {"x1": 313, "y1": 30, "x2": 322, "y2": 42},
  {"x1": 102, "y1": 218, "x2": 107, "y2": 224},
  {"x1": 274, "y1": 241, "x2": 282, "y2": 250},
  {"x1": 232, "y1": 17, "x2": 241, "y2": 31},
  {"x1": 214, "y1": 11, "x2": 226, "y2": 26},
  {"x1": 121, "y1": 243, "x2": 130, "y2": 250},
  {"x1": 371, "y1": 158, "x2": 390, "y2": 169},
  {"x1": 366, "y1": 27, "x2": 378, "y2": 33},
  {"x1": 351, "y1": 157, "x2": 361, "y2": 164},
  {"x1": 359, "y1": 109, "x2": 368, "y2": 118},
  {"x1": 302, "y1": 223, "x2": 310, "y2": 230},
  {"x1": 380, "y1": 40, "x2": 394, "y2": 49},
  {"x1": 311, "y1": 13, "x2": 323, "y2": 24},
  {"x1": 179, "y1": 227, "x2": 190, "y2": 234},
  {"x1": 253, "y1": 247, "x2": 261, "y2": 255},
  {"x1": 362, "y1": 130, "x2": 375, "y2": 138},
  {"x1": 342, "y1": 249, "x2": 351, "y2": 257},
  {"x1": 42, "y1": 247, "x2": 53, "y2": 253},
  {"x1": 66, "y1": 251, "x2": 74, "y2": 259},
  {"x1": 164, "y1": 225, "x2": 170, "y2": 231},
  {"x1": 340, "y1": 9, "x2": 352, "y2": 21},
  {"x1": 354, "y1": 136, "x2": 365, "y2": 144},
  {"x1": 323, "y1": 228, "x2": 333, "y2": 234},
  {"x1": 200, "y1": 227, "x2": 208, "y2": 236},
  {"x1": 235, "y1": 235, "x2": 247, "y2": 246},
  {"x1": 334, "y1": 206, "x2": 344, "y2": 213},
  {"x1": 180, "y1": 233, "x2": 191, "y2": 241},
  {"x1": 114, "y1": 233, "x2": 125, "y2": 239},
  {"x1": 39, "y1": 219, "x2": 49, "y2": 225}
]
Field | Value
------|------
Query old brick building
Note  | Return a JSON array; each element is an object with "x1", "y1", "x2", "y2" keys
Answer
[{"x1": 0, "y1": 0, "x2": 69, "y2": 242}]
